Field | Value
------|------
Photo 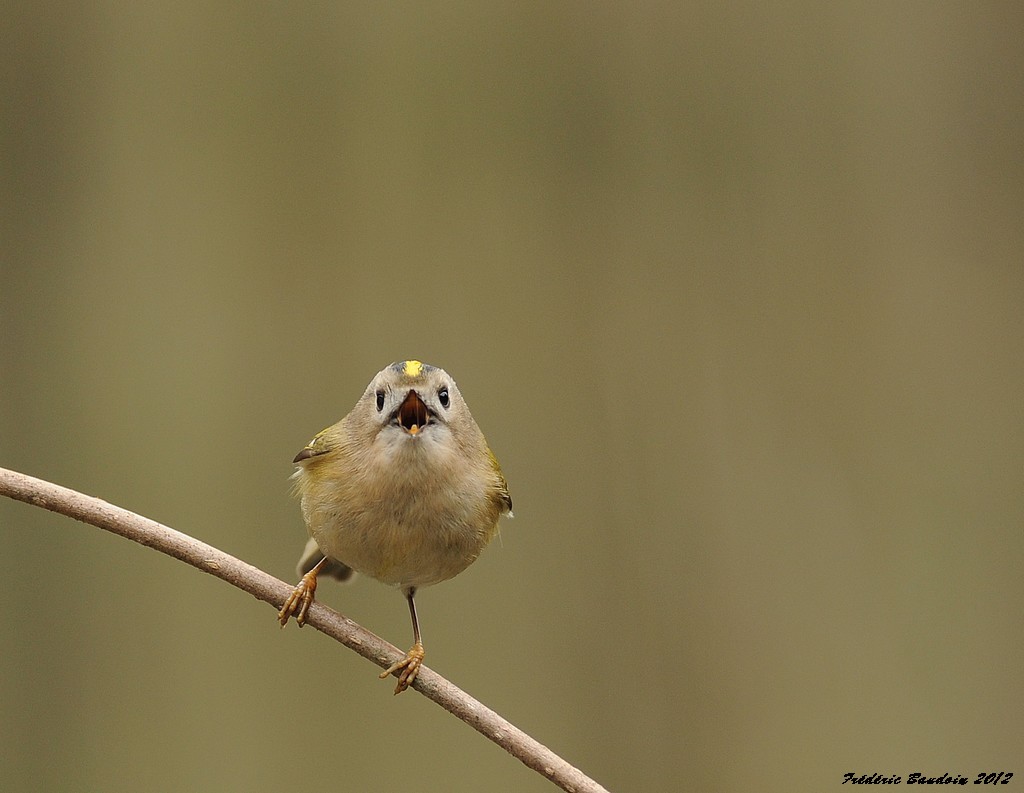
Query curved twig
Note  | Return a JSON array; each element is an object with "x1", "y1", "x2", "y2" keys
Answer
[{"x1": 0, "y1": 467, "x2": 609, "y2": 793}]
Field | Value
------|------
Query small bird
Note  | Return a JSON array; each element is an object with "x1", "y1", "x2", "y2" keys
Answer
[{"x1": 278, "y1": 360, "x2": 512, "y2": 694}]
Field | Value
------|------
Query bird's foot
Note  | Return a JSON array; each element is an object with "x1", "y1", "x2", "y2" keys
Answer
[
  {"x1": 380, "y1": 641, "x2": 424, "y2": 695},
  {"x1": 278, "y1": 568, "x2": 319, "y2": 627}
]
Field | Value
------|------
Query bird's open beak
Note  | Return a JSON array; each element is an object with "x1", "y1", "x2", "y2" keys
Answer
[{"x1": 396, "y1": 390, "x2": 429, "y2": 435}]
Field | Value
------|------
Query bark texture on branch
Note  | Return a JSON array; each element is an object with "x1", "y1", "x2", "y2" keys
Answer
[{"x1": 0, "y1": 467, "x2": 610, "y2": 793}]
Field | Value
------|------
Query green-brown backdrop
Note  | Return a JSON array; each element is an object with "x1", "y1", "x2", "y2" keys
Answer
[{"x1": 2, "y1": 4, "x2": 1022, "y2": 791}]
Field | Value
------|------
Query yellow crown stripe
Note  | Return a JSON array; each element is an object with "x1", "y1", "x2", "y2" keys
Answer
[{"x1": 403, "y1": 360, "x2": 424, "y2": 377}]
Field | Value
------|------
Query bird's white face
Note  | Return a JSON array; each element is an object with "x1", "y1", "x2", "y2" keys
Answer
[{"x1": 363, "y1": 361, "x2": 465, "y2": 460}]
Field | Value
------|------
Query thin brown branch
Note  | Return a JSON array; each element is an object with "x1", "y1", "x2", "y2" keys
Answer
[{"x1": 0, "y1": 466, "x2": 610, "y2": 793}]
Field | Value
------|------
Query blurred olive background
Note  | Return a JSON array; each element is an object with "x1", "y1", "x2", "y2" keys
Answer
[{"x1": 2, "y1": 3, "x2": 1022, "y2": 792}]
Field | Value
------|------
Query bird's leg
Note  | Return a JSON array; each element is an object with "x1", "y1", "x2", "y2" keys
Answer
[
  {"x1": 380, "y1": 586, "x2": 425, "y2": 695},
  {"x1": 278, "y1": 556, "x2": 328, "y2": 628}
]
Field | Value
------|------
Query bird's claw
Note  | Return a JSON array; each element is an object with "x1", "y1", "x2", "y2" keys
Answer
[
  {"x1": 380, "y1": 641, "x2": 424, "y2": 694},
  {"x1": 278, "y1": 569, "x2": 319, "y2": 627}
]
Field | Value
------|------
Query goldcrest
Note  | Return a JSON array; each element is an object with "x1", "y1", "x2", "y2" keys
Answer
[{"x1": 277, "y1": 360, "x2": 512, "y2": 694}]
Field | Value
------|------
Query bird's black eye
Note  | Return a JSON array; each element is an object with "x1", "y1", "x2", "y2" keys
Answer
[
  {"x1": 438, "y1": 387, "x2": 450, "y2": 409},
  {"x1": 375, "y1": 390, "x2": 386, "y2": 411}
]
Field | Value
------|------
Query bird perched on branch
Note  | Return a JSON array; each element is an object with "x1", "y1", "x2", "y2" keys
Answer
[{"x1": 278, "y1": 360, "x2": 512, "y2": 694}]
